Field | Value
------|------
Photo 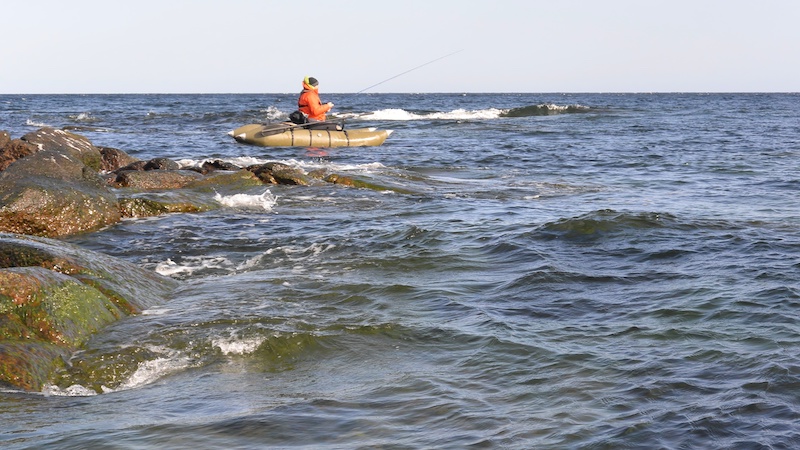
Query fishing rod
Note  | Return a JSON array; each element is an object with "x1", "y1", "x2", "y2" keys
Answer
[{"x1": 356, "y1": 50, "x2": 464, "y2": 94}]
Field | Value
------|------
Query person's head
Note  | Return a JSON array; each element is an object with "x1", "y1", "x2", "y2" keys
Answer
[{"x1": 303, "y1": 76, "x2": 319, "y2": 89}]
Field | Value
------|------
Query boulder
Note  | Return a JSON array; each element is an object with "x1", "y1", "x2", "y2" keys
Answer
[
  {"x1": 117, "y1": 160, "x2": 148, "y2": 172},
  {"x1": 21, "y1": 127, "x2": 103, "y2": 171},
  {"x1": 112, "y1": 169, "x2": 204, "y2": 189},
  {"x1": 201, "y1": 160, "x2": 242, "y2": 173},
  {"x1": 0, "y1": 233, "x2": 176, "y2": 391},
  {"x1": 0, "y1": 150, "x2": 121, "y2": 237},
  {"x1": 185, "y1": 169, "x2": 262, "y2": 190},
  {"x1": 247, "y1": 162, "x2": 312, "y2": 185},
  {"x1": 118, "y1": 197, "x2": 207, "y2": 218},
  {"x1": 143, "y1": 157, "x2": 181, "y2": 171},
  {"x1": 325, "y1": 173, "x2": 416, "y2": 194},
  {"x1": 0, "y1": 138, "x2": 37, "y2": 172},
  {"x1": 99, "y1": 146, "x2": 140, "y2": 172}
]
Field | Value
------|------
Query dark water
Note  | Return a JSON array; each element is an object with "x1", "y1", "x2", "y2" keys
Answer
[{"x1": 1, "y1": 92, "x2": 800, "y2": 448}]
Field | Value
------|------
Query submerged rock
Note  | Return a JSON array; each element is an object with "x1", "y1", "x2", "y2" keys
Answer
[{"x1": 0, "y1": 233, "x2": 176, "y2": 392}]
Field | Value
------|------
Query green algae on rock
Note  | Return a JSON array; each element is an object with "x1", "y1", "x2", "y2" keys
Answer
[{"x1": 0, "y1": 233, "x2": 176, "y2": 392}]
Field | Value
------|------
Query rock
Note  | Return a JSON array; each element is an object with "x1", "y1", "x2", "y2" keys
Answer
[
  {"x1": 143, "y1": 157, "x2": 180, "y2": 171},
  {"x1": 189, "y1": 159, "x2": 243, "y2": 175},
  {"x1": 0, "y1": 233, "x2": 176, "y2": 391},
  {"x1": 247, "y1": 164, "x2": 278, "y2": 184},
  {"x1": 247, "y1": 162, "x2": 311, "y2": 185},
  {"x1": 0, "y1": 131, "x2": 9, "y2": 149},
  {"x1": 118, "y1": 197, "x2": 207, "y2": 218},
  {"x1": 0, "y1": 150, "x2": 121, "y2": 237},
  {"x1": 185, "y1": 169, "x2": 262, "y2": 190},
  {"x1": 113, "y1": 169, "x2": 204, "y2": 189},
  {"x1": 0, "y1": 138, "x2": 37, "y2": 172},
  {"x1": 20, "y1": 127, "x2": 103, "y2": 171},
  {"x1": 324, "y1": 173, "x2": 417, "y2": 194},
  {"x1": 117, "y1": 160, "x2": 148, "y2": 172},
  {"x1": 202, "y1": 160, "x2": 241, "y2": 173},
  {"x1": 99, "y1": 147, "x2": 139, "y2": 172}
]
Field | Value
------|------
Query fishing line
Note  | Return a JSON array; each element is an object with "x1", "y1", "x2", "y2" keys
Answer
[{"x1": 356, "y1": 50, "x2": 464, "y2": 94}]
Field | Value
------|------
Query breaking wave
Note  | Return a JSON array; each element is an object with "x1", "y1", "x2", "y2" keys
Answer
[
  {"x1": 213, "y1": 189, "x2": 277, "y2": 211},
  {"x1": 501, "y1": 103, "x2": 592, "y2": 117},
  {"x1": 338, "y1": 103, "x2": 592, "y2": 121}
]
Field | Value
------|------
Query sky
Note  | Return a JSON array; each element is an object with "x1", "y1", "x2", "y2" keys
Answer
[{"x1": 2, "y1": 0, "x2": 799, "y2": 93}]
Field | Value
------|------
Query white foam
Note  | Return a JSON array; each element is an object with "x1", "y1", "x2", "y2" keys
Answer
[
  {"x1": 175, "y1": 156, "x2": 271, "y2": 170},
  {"x1": 288, "y1": 158, "x2": 386, "y2": 173},
  {"x1": 212, "y1": 336, "x2": 265, "y2": 355},
  {"x1": 236, "y1": 242, "x2": 335, "y2": 273},
  {"x1": 115, "y1": 356, "x2": 191, "y2": 391},
  {"x1": 69, "y1": 112, "x2": 95, "y2": 122},
  {"x1": 41, "y1": 348, "x2": 193, "y2": 396},
  {"x1": 155, "y1": 258, "x2": 193, "y2": 276},
  {"x1": 261, "y1": 105, "x2": 284, "y2": 121},
  {"x1": 141, "y1": 307, "x2": 171, "y2": 315},
  {"x1": 347, "y1": 108, "x2": 506, "y2": 121},
  {"x1": 214, "y1": 189, "x2": 277, "y2": 211},
  {"x1": 26, "y1": 118, "x2": 49, "y2": 127},
  {"x1": 42, "y1": 384, "x2": 98, "y2": 397},
  {"x1": 155, "y1": 255, "x2": 235, "y2": 277}
]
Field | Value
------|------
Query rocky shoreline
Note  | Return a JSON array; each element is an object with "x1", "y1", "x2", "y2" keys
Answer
[{"x1": 0, "y1": 127, "x2": 402, "y2": 392}]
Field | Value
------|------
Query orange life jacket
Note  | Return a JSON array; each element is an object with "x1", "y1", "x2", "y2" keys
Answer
[{"x1": 297, "y1": 81, "x2": 332, "y2": 121}]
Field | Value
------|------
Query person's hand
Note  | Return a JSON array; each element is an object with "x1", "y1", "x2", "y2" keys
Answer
[{"x1": 327, "y1": 102, "x2": 334, "y2": 108}]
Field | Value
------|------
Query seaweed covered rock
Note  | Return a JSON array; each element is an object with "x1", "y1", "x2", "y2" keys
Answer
[
  {"x1": 0, "y1": 150, "x2": 121, "y2": 237},
  {"x1": 0, "y1": 233, "x2": 176, "y2": 391},
  {"x1": 0, "y1": 152, "x2": 118, "y2": 235},
  {"x1": 247, "y1": 162, "x2": 312, "y2": 185},
  {"x1": 118, "y1": 197, "x2": 208, "y2": 218},
  {"x1": 112, "y1": 169, "x2": 204, "y2": 189}
]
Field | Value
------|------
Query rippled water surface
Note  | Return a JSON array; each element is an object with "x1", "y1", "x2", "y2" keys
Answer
[{"x1": 2, "y1": 93, "x2": 800, "y2": 448}]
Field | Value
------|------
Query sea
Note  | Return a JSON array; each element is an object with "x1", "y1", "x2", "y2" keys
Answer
[{"x1": 1, "y1": 92, "x2": 799, "y2": 449}]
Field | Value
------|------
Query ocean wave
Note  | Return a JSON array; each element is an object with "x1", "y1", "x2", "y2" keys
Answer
[
  {"x1": 349, "y1": 108, "x2": 506, "y2": 121},
  {"x1": 68, "y1": 112, "x2": 97, "y2": 122},
  {"x1": 213, "y1": 335, "x2": 266, "y2": 355},
  {"x1": 176, "y1": 157, "x2": 386, "y2": 175},
  {"x1": 536, "y1": 209, "x2": 674, "y2": 241},
  {"x1": 501, "y1": 103, "x2": 592, "y2": 117},
  {"x1": 214, "y1": 189, "x2": 277, "y2": 211},
  {"x1": 155, "y1": 255, "x2": 235, "y2": 278},
  {"x1": 334, "y1": 104, "x2": 591, "y2": 121},
  {"x1": 41, "y1": 346, "x2": 193, "y2": 396},
  {"x1": 114, "y1": 354, "x2": 192, "y2": 391},
  {"x1": 41, "y1": 384, "x2": 98, "y2": 397},
  {"x1": 261, "y1": 105, "x2": 285, "y2": 121},
  {"x1": 25, "y1": 118, "x2": 50, "y2": 127}
]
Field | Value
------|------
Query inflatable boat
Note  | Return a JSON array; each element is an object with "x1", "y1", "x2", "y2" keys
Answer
[{"x1": 229, "y1": 122, "x2": 392, "y2": 148}]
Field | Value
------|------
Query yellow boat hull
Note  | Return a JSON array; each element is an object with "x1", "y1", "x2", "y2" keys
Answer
[{"x1": 230, "y1": 123, "x2": 392, "y2": 148}]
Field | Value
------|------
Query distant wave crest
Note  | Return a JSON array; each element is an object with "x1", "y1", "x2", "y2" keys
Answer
[
  {"x1": 501, "y1": 104, "x2": 592, "y2": 117},
  {"x1": 338, "y1": 103, "x2": 591, "y2": 121}
]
